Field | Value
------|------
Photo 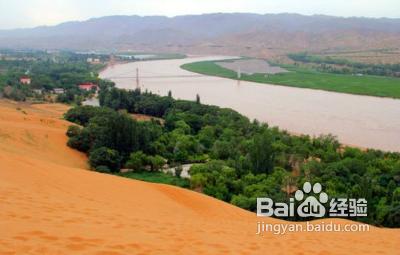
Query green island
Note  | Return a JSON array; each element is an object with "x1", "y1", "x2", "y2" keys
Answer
[{"x1": 181, "y1": 59, "x2": 400, "y2": 98}]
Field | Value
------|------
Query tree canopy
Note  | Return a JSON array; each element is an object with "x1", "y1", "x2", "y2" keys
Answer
[{"x1": 65, "y1": 87, "x2": 400, "y2": 227}]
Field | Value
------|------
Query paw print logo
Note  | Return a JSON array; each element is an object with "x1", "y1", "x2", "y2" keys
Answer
[{"x1": 295, "y1": 182, "x2": 328, "y2": 218}]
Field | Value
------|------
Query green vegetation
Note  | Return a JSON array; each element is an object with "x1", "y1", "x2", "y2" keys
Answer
[
  {"x1": 89, "y1": 147, "x2": 122, "y2": 173},
  {"x1": 288, "y1": 52, "x2": 400, "y2": 77},
  {"x1": 115, "y1": 52, "x2": 186, "y2": 61},
  {"x1": 65, "y1": 86, "x2": 400, "y2": 227},
  {"x1": 118, "y1": 171, "x2": 189, "y2": 188},
  {"x1": 4, "y1": 50, "x2": 397, "y2": 227},
  {"x1": 181, "y1": 60, "x2": 400, "y2": 98},
  {"x1": 0, "y1": 49, "x2": 107, "y2": 103},
  {"x1": 0, "y1": 49, "x2": 185, "y2": 103}
]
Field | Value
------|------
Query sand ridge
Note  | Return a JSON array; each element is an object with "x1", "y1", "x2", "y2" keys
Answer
[{"x1": 0, "y1": 99, "x2": 399, "y2": 255}]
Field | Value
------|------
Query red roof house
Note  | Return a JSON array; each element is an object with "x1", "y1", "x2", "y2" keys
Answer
[
  {"x1": 78, "y1": 82, "x2": 99, "y2": 91},
  {"x1": 20, "y1": 77, "x2": 31, "y2": 85}
]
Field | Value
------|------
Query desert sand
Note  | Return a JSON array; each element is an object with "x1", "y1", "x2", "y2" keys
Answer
[{"x1": 0, "y1": 99, "x2": 398, "y2": 255}]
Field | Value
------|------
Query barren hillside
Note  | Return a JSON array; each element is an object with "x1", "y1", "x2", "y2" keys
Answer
[{"x1": 1, "y1": 13, "x2": 400, "y2": 61}]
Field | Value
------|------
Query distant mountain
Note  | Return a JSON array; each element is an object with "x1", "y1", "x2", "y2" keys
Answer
[{"x1": 1, "y1": 13, "x2": 400, "y2": 58}]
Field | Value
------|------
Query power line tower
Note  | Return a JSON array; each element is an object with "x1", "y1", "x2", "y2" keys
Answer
[
  {"x1": 237, "y1": 67, "x2": 241, "y2": 80},
  {"x1": 109, "y1": 54, "x2": 115, "y2": 68},
  {"x1": 136, "y1": 68, "x2": 140, "y2": 89}
]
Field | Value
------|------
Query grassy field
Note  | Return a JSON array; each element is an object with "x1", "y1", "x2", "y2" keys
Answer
[
  {"x1": 181, "y1": 60, "x2": 400, "y2": 98},
  {"x1": 118, "y1": 171, "x2": 190, "y2": 188}
]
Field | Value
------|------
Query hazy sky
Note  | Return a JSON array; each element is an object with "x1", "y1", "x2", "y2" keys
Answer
[{"x1": 1, "y1": 0, "x2": 399, "y2": 29}]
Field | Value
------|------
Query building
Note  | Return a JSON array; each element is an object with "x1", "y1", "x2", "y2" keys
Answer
[
  {"x1": 53, "y1": 88, "x2": 65, "y2": 94},
  {"x1": 33, "y1": 89, "x2": 43, "y2": 95},
  {"x1": 20, "y1": 77, "x2": 31, "y2": 85},
  {"x1": 87, "y1": 58, "x2": 101, "y2": 64},
  {"x1": 78, "y1": 82, "x2": 99, "y2": 92}
]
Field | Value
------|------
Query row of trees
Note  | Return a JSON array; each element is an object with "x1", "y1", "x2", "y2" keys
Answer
[
  {"x1": 289, "y1": 52, "x2": 400, "y2": 77},
  {"x1": 65, "y1": 87, "x2": 400, "y2": 227}
]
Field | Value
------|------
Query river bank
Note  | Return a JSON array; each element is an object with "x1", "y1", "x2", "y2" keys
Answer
[{"x1": 100, "y1": 56, "x2": 400, "y2": 152}]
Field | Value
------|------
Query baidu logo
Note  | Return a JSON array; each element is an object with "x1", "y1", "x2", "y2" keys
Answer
[
  {"x1": 257, "y1": 182, "x2": 367, "y2": 218},
  {"x1": 295, "y1": 182, "x2": 328, "y2": 217}
]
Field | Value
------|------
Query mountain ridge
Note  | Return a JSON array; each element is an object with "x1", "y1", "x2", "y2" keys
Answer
[{"x1": 0, "y1": 13, "x2": 400, "y2": 59}]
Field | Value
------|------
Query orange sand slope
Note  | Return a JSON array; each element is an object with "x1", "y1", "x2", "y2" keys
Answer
[{"x1": 0, "y1": 99, "x2": 399, "y2": 255}]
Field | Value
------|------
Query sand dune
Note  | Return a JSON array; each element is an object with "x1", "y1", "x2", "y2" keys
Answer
[{"x1": 0, "y1": 99, "x2": 398, "y2": 255}]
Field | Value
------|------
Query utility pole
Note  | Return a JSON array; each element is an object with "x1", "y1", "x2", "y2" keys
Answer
[
  {"x1": 109, "y1": 54, "x2": 115, "y2": 68},
  {"x1": 136, "y1": 68, "x2": 139, "y2": 89}
]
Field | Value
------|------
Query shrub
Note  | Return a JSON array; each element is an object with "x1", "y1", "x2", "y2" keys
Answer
[
  {"x1": 125, "y1": 151, "x2": 147, "y2": 171},
  {"x1": 64, "y1": 106, "x2": 113, "y2": 126},
  {"x1": 3, "y1": 85, "x2": 27, "y2": 101},
  {"x1": 175, "y1": 164, "x2": 183, "y2": 178},
  {"x1": 89, "y1": 147, "x2": 121, "y2": 173},
  {"x1": 95, "y1": 165, "x2": 111, "y2": 173},
  {"x1": 67, "y1": 129, "x2": 91, "y2": 152},
  {"x1": 66, "y1": 125, "x2": 81, "y2": 137},
  {"x1": 147, "y1": 155, "x2": 166, "y2": 171}
]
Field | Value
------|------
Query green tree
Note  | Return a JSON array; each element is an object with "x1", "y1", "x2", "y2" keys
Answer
[
  {"x1": 249, "y1": 130, "x2": 275, "y2": 173},
  {"x1": 89, "y1": 147, "x2": 121, "y2": 173},
  {"x1": 147, "y1": 155, "x2": 166, "y2": 171},
  {"x1": 67, "y1": 129, "x2": 92, "y2": 152},
  {"x1": 126, "y1": 151, "x2": 147, "y2": 171},
  {"x1": 175, "y1": 164, "x2": 183, "y2": 178},
  {"x1": 66, "y1": 125, "x2": 81, "y2": 137}
]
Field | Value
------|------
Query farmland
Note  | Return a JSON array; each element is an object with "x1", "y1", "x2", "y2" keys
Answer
[{"x1": 181, "y1": 60, "x2": 400, "y2": 98}]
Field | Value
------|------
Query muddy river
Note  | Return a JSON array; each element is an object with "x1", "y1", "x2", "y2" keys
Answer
[{"x1": 100, "y1": 56, "x2": 400, "y2": 152}]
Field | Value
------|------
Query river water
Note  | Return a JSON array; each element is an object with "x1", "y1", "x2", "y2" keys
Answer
[{"x1": 100, "y1": 56, "x2": 400, "y2": 152}]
